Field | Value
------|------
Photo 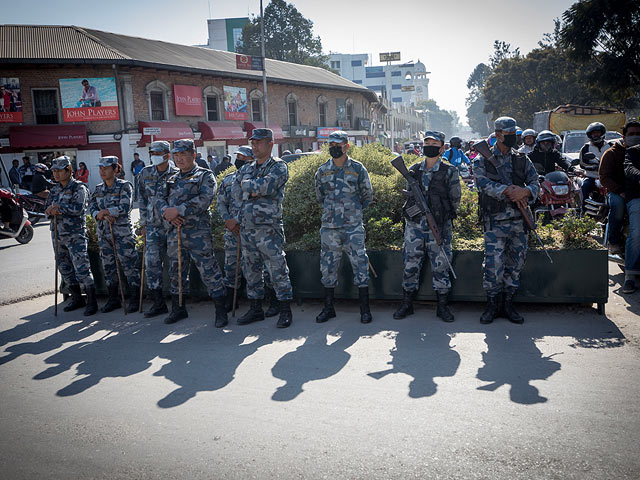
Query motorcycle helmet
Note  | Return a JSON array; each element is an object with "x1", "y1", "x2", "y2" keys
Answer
[
  {"x1": 586, "y1": 122, "x2": 606, "y2": 140},
  {"x1": 536, "y1": 130, "x2": 557, "y2": 151},
  {"x1": 449, "y1": 136, "x2": 462, "y2": 148},
  {"x1": 34, "y1": 163, "x2": 48, "y2": 173},
  {"x1": 282, "y1": 150, "x2": 292, "y2": 156},
  {"x1": 488, "y1": 133, "x2": 497, "y2": 147},
  {"x1": 522, "y1": 128, "x2": 536, "y2": 139}
]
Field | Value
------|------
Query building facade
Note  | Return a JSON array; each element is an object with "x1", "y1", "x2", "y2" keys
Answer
[{"x1": 201, "y1": 17, "x2": 249, "y2": 52}]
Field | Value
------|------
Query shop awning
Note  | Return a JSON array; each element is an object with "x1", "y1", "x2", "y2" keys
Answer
[
  {"x1": 9, "y1": 125, "x2": 87, "y2": 148},
  {"x1": 138, "y1": 121, "x2": 194, "y2": 143},
  {"x1": 243, "y1": 121, "x2": 284, "y2": 141},
  {"x1": 198, "y1": 122, "x2": 246, "y2": 141}
]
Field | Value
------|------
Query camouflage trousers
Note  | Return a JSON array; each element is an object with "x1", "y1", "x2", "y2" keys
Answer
[
  {"x1": 402, "y1": 221, "x2": 453, "y2": 293},
  {"x1": 223, "y1": 230, "x2": 273, "y2": 290},
  {"x1": 167, "y1": 226, "x2": 225, "y2": 299},
  {"x1": 482, "y1": 219, "x2": 528, "y2": 295},
  {"x1": 144, "y1": 224, "x2": 177, "y2": 291},
  {"x1": 320, "y1": 224, "x2": 369, "y2": 288},
  {"x1": 97, "y1": 223, "x2": 140, "y2": 288},
  {"x1": 52, "y1": 230, "x2": 94, "y2": 289},
  {"x1": 240, "y1": 224, "x2": 292, "y2": 300}
]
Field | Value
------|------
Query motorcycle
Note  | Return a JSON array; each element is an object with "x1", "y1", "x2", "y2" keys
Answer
[
  {"x1": 458, "y1": 163, "x2": 475, "y2": 191},
  {"x1": 14, "y1": 188, "x2": 47, "y2": 225},
  {"x1": 0, "y1": 188, "x2": 34, "y2": 244},
  {"x1": 534, "y1": 170, "x2": 581, "y2": 223}
]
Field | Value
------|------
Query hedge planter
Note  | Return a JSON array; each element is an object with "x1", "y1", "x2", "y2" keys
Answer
[{"x1": 78, "y1": 248, "x2": 608, "y2": 314}]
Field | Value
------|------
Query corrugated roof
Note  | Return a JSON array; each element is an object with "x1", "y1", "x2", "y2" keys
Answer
[{"x1": 0, "y1": 25, "x2": 378, "y2": 102}]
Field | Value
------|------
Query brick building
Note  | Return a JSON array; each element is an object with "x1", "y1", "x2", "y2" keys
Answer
[{"x1": 0, "y1": 25, "x2": 384, "y2": 190}]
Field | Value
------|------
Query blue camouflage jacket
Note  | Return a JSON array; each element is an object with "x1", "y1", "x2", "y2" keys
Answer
[
  {"x1": 89, "y1": 179, "x2": 134, "y2": 234},
  {"x1": 45, "y1": 178, "x2": 89, "y2": 235},
  {"x1": 136, "y1": 163, "x2": 179, "y2": 227},
  {"x1": 314, "y1": 157, "x2": 373, "y2": 228},
  {"x1": 217, "y1": 171, "x2": 240, "y2": 221}
]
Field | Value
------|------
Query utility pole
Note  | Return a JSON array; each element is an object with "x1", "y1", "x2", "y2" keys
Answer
[{"x1": 260, "y1": 0, "x2": 269, "y2": 127}]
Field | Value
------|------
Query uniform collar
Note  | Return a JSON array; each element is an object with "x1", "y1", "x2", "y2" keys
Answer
[
  {"x1": 330, "y1": 157, "x2": 351, "y2": 169},
  {"x1": 179, "y1": 165, "x2": 199, "y2": 177},
  {"x1": 420, "y1": 158, "x2": 441, "y2": 172}
]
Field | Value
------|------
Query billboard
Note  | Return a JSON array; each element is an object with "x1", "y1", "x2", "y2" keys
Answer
[
  {"x1": 379, "y1": 52, "x2": 401, "y2": 62},
  {"x1": 173, "y1": 85, "x2": 203, "y2": 116},
  {"x1": 59, "y1": 77, "x2": 120, "y2": 122},
  {"x1": 223, "y1": 86, "x2": 248, "y2": 121},
  {"x1": 0, "y1": 77, "x2": 22, "y2": 123}
]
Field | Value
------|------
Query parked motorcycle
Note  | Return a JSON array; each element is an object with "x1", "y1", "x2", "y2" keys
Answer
[
  {"x1": 534, "y1": 170, "x2": 581, "y2": 223},
  {"x1": 0, "y1": 188, "x2": 34, "y2": 244},
  {"x1": 14, "y1": 189, "x2": 47, "y2": 225}
]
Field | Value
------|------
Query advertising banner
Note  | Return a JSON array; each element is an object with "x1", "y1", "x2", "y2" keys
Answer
[
  {"x1": 317, "y1": 127, "x2": 340, "y2": 139},
  {"x1": 236, "y1": 54, "x2": 265, "y2": 71},
  {"x1": 0, "y1": 78, "x2": 23, "y2": 123},
  {"x1": 59, "y1": 77, "x2": 120, "y2": 122},
  {"x1": 223, "y1": 86, "x2": 248, "y2": 121},
  {"x1": 173, "y1": 85, "x2": 203, "y2": 116}
]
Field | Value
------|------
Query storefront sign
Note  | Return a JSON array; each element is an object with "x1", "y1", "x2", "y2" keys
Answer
[
  {"x1": 317, "y1": 127, "x2": 340, "y2": 139},
  {"x1": 223, "y1": 86, "x2": 248, "y2": 121},
  {"x1": 0, "y1": 77, "x2": 22, "y2": 123},
  {"x1": 236, "y1": 54, "x2": 264, "y2": 71},
  {"x1": 289, "y1": 125, "x2": 310, "y2": 137},
  {"x1": 59, "y1": 77, "x2": 120, "y2": 122},
  {"x1": 173, "y1": 85, "x2": 203, "y2": 116}
]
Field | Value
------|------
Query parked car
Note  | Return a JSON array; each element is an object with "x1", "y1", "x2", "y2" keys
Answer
[{"x1": 561, "y1": 130, "x2": 623, "y2": 162}]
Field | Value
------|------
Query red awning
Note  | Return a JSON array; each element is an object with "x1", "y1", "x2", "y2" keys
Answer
[
  {"x1": 138, "y1": 121, "x2": 194, "y2": 143},
  {"x1": 243, "y1": 121, "x2": 285, "y2": 141},
  {"x1": 198, "y1": 122, "x2": 246, "y2": 141},
  {"x1": 9, "y1": 125, "x2": 87, "y2": 148}
]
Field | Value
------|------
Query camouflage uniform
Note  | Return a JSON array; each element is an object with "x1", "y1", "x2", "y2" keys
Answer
[
  {"x1": 46, "y1": 176, "x2": 94, "y2": 289},
  {"x1": 89, "y1": 178, "x2": 140, "y2": 288},
  {"x1": 231, "y1": 156, "x2": 292, "y2": 301},
  {"x1": 137, "y1": 161, "x2": 179, "y2": 290},
  {"x1": 402, "y1": 158, "x2": 461, "y2": 293},
  {"x1": 217, "y1": 171, "x2": 242, "y2": 289},
  {"x1": 159, "y1": 164, "x2": 225, "y2": 298},
  {"x1": 314, "y1": 157, "x2": 373, "y2": 287}
]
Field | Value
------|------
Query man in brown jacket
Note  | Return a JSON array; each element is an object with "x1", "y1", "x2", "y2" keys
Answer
[{"x1": 599, "y1": 120, "x2": 640, "y2": 254}]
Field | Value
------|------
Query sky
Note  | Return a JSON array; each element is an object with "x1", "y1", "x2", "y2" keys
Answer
[{"x1": 4, "y1": 0, "x2": 577, "y2": 125}]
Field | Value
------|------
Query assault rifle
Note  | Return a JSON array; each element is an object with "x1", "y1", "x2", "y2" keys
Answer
[
  {"x1": 391, "y1": 155, "x2": 456, "y2": 279},
  {"x1": 473, "y1": 140, "x2": 553, "y2": 264}
]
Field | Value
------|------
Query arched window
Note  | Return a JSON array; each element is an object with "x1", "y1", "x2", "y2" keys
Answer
[
  {"x1": 203, "y1": 85, "x2": 222, "y2": 122},
  {"x1": 317, "y1": 95, "x2": 328, "y2": 127},
  {"x1": 145, "y1": 80, "x2": 170, "y2": 121},
  {"x1": 249, "y1": 89, "x2": 264, "y2": 122},
  {"x1": 345, "y1": 98, "x2": 354, "y2": 129},
  {"x1": 286, "y1": 93, "x2": 298, "y2": 126}
]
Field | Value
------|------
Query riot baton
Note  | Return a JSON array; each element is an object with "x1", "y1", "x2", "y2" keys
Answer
[
  {"x1": 53, "y1": 215, "x2": 59, "y2": 316},
  {"x1": 177, "y1": 224, "x2": 183, "y2": 307},
  {"x1": 232, "y1": 235, "x2": 241, "y2": 317},
  {"x1": 108, "y1": 221, "x2": 128, "y2": 315},
  {"x1": 138, "y1": 236, "x2": 146, "y2": 312}
]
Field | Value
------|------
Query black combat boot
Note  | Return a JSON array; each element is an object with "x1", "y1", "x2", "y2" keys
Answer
[
  {"x1": 264, "y1": 287, "x2": 280, "y2": 318},
  {"x1": 480, "y1": 295, "x2": 499, "y2": 324},
  {"x1": 126, "y1": 285, "x2": 141, "y2": 314},
  {"x1": 359, "y1": 287, "x2": 372, "y2": 324},
  {"x1": 63, "y1": 284, "x2": 85, "y2": 312},
  {"x1": 503, "y1": 291, "x2": 524, "y2": 324},
  {"x1": 436, "y1": 291, "x2": 454, "y2": 323},
  {"x1": 214, "y1": 295, "x2": 228, "y2": 328},
  {"x1": 144, "y1": 289, "x2": 168, "y2": 318},
  {"x1": 237, "y1": 299, "x2": 265, "y2": 325},
  {"x1": 316, "y1": 287, "x2": 336, "y2": 323},
  {"x1": 83, "y1": 285, "x2": 98, "y2": 316},
  {"x1": 224, "y1": 286, "x2": 236, "y2": 313},
  {"x1": 164, "y1": 295, "x2": 188, "y2": 324},
  {"x1": 393, "y1": 290, "x2": 415, "y2": 319},
  {"x1": 101, "y1": 284, "x2": 121, "y2": 313},
  {"x1": 277, "y1": 300, "x2": 292, "y2": 328}
]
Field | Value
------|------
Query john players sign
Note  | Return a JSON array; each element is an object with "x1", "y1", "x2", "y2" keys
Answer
[
  {"x1": 173, "y1": 85, "x2": 203, "y2": 116},
  {"x1": 59, "y1": 77, "x2": 119, "y2": 122}
]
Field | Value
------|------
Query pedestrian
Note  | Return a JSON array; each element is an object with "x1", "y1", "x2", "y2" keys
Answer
[
  {"x1": 160, "y1": 139, "x2": 228, "y2": 326},
  {"x1": 314, "y1": 130, "x2": 374, "y2": 324},
  {"x1": 394, "y1": 131, "x2": 461, "y2": 322},
  {"x1": 474, "y1": 117, "x2": 540, "y2": 324},
  {"x1": 231, "y1": 128, "x2": 293, "y2": 328},
  {"x1": 19, "y1": 156, "x2": 34, "y2": 191},
  {"x1": 137, "y1": 141, "x2": 179, "y2": 317},
  {"x1": 621, "y1": 129, "x2": 640, "y2": 293},
  {"x1": 9, "y1": 159, "x2": 21, "y2": 188},
  {"x1": 208, "y1": 154, "x2": 219, "y2": 171},
  {"x1": 195, "y1": 152, "x2": 210, "y2": 170},
  {"x1": 213, "y1": 154, "x2": 233, "y2": 176},
  {"x1": 44, "y1": 155, "x2": 98, "y2": 316},
  {"x1": 89, "y1": 156, "x2": 141, "y2": 313},
  {"x1": 75, "y1": 161, "x2": 89, "y2": 183},
  {"x1": 130, "y1": 153, "x2": 145, "y2": 177}
]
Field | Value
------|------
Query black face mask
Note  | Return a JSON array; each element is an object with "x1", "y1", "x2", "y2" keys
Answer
[
  {"x1": 590, "y1": 135, "x2": 604, "y2": 145},
  {"x1": 501, "y1": 134, "x2": 517, "y2": 148},
  {"x1": 329, "y1": 145, "x2": 345, "y2": 158},
  {"x1": 235, "y1": 159, "x2": 246, "y2": 170},
  {"x1": 422, "y1": 145, "x2": 441, "y2": 158}
]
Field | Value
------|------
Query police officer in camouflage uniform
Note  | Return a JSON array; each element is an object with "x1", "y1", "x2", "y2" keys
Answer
[
  {"x1": 45, "y1": 156, "x2": 98, "y2": 316},
  {"x1": 474, "y1": 117, "x2": 540, "y2": 324},
  {"x1": 137, "y1": 141, "x2": 179, "y2": 318},
  {"x1": 394, "y1": 131, "x2": 461, "y2": 322},
  {"x1": 89, "y1": 156, "x2": 141, "y2": 313},
  {"x1": 160, "y1": 139, "x2": 228, "y2": 327},
  {"x1": 314, "y1": 130, "x2": 374, "y2": 324},
  {"x1": 231, "y1": 129, "x2": 293, "y2": 328}
]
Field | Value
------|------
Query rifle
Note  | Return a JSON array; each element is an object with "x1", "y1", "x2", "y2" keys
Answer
[
  {"x1": 390, "y1": 155, "x2": 456, "y2": 279},
  {"x1": 473, "y1": 140, "x2": 553, "y2": 264}
]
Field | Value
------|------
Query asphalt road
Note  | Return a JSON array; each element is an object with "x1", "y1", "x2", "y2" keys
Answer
[{"x1": 0, "y1": 263, "x2": 639, "y2": 479}]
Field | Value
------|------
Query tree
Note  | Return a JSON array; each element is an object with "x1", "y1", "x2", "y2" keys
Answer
[
  {"x1": 237, "y1": 0, "x2": 329, "y2": 69},
  {"x1": 417, "y1": 99, "x2": 456, "y2": 138},
  {"x1": 465, "y1": 63, "x2": 492, "y2": 136}
]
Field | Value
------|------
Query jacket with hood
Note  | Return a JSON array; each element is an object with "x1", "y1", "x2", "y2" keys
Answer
[{"x1": 599, "y1": 140, "x2": 626, "y2": 195}]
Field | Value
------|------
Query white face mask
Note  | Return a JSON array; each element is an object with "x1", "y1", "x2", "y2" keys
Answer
[{"x1": 150, "y1": 155, "x2": 166, "y2": 166}]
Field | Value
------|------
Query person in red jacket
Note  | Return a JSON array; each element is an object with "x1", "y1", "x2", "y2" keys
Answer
[{"x1": 75, "y1": 162, "x2": 89, "y2": 183}]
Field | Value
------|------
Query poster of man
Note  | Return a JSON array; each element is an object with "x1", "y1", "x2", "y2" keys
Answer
[
  {"x1": 0, "y1": 78, "x2": 22, "y2": 123},
  {"x1": 59, "y1": 77, "x2": 120, "y2": 122},
  {"x1": 223, "y1": 86, "x2": 248, "y2": 121}
]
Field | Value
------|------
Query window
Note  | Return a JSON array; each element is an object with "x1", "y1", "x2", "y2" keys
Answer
[
  {"x1": 331, "y1": 60, "x2": 341, "y2": 69},
  {"x1": 32, "y1": 89, "x2": 59, "y2": 124},
  {"x1": 145, "y1": 80, "x2": 170, "y2": 121},
  {"x1": 351, "y1": 60, "x2": 362, "y2": 67},
  {"x1": 391, "y1": 71, "x2": 401, "y2": 77},
  {"x1": 206, "y1": 95, "x2": 219, "y2": 121},
  {"x1": 366, "y1": 66, "x2": 385, "y2": 78},
  {"x1": 150, "y1": 92, "x2": 165, "y2": 120},
  {"x1": 232, "y1": 28, "x2": 243, "y2": 50},
  {"x1": 251, "y1": 98, "x2": 262, "y2": 122},
  {"x1": 392, "y1": 97, "x2": 403, "y2": 103},
  {"x1": 392, "y1": 84, "x2": 402, "y2": 90},
  {"x1": 346, "y1": 100, "x2": 353, "y2": 128},
  {"x1": 286, "y1": 93, "x2": 298, "y2": 126}
]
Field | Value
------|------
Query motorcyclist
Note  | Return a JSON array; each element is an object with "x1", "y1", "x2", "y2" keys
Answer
[
  {"x1": 442, "y1": 136, "x2": 470, "y2": 168},
  {"x1": 516, "y1": 127, "x2": 523, "y2": 148},
  {"x1": 518, "y1": 129, "x2": 537, "y2": 154},
  {"x1": 30, "y1": 163, "x2": 54, "y2": 199},
  {"x1": 580, "y1": 122, "x2": 612, "y2": 207},
  {"x1": 528, "y1": 130, "x2": 573, "y2": 175}
]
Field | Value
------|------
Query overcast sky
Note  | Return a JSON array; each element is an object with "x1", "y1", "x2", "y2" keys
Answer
[{"x1": 5, "y1": 0, "x2": 577, "y2": 125}]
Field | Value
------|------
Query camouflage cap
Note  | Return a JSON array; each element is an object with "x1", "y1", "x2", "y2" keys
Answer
[
  {"x1": 327, "y1": 130, "x2": 349, "y2": 143},
  {"x1": 423, "y1": 130, "x2": 446, "y2": 143},
  {"x1": 171, "y1": 139, "x2": 195, "y2": 153},
  {"x1": 494, "y1": 116, "x2": 517, "y2": 133},
  {"x1": 250, "y1": 128, "x2": 274, "y2": 140},
  {"x1": 236, "y1": 146, "x2": 254, "y2": 158},
  {"x1": 149, "y1": 141, "x2": 170, "y2": 153},
  {"x1": 98, "y1": 156, "x2": 120, "y2": 168},
  {"x1": 51, "y1": 155, "x2": 71, "y2": 170}
]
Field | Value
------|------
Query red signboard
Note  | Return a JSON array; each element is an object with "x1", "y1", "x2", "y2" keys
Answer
[
  {"x1": 9, "y1": 125, "x2": 87, "y2": 148},
  {"x1": 63, "y1": 106, "x2": 119, "y2": 122},
  {"x1": 173, "y1": 85, "x2": 203, "y2": 116},
  {"x1": 236, "y1": 54, "x2": 252, "y2": 70},
  {"x1": 0, "y1": 112, "x2": 22, "y2": 123}
]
